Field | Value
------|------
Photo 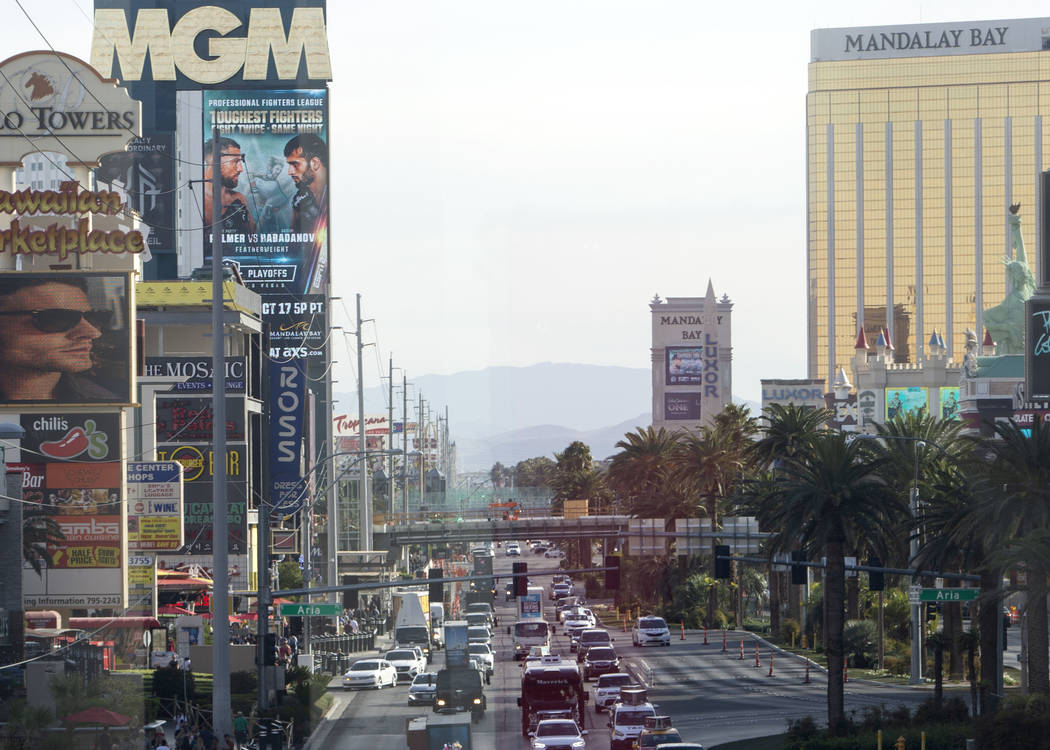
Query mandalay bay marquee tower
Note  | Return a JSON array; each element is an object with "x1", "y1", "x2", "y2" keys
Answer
[{"x1": 808, "y1": 17, "x2": 1050, "y2": 385}]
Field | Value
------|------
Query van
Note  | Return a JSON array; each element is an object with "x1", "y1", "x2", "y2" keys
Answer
[
  {"x1": 512, "y1": 619, "x2": 551, "y2": 660},
  {"x1": 430, "y1": 603, "x2": 445, "y2": 649}
]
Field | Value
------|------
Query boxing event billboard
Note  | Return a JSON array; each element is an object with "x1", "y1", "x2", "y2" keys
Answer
[
  {"x1": 666, "y1": 347, "x2": 704, "y2": 385},
  {"x1": 0, "y1": 272, "x2": 133, "y2": 407},
  {"x1": 201, "y1": 90, "x2": 328, "y2": 296},
  {"x1": 19, "y1": 413, "x2": 124, "y2": 609},
  {"x1": 885, "y1": 387, "x2": 928, "y2": 419}
]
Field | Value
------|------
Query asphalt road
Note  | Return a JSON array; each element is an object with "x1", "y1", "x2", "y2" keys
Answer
[{"x1": 311, "y1": 548, "x2": 932, "y2": 749}]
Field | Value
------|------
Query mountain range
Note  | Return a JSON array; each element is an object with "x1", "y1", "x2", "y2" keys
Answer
[{"x1": 335, "y1": 362, "x2": 756, "y2": 471}]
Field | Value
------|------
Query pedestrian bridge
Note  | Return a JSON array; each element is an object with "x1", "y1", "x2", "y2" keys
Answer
[{"x1": 382, "y1": 515, "x2": 634, "y2": 546}]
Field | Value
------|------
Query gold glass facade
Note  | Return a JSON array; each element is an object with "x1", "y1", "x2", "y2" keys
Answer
[{"x1": 807, "y1": 48, "x2": 1050, "y2": 384}]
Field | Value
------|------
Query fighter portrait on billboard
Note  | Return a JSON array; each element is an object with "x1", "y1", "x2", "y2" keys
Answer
[
  {"x1": 202, "y1": 90, "x2": 328, "y2": 296},
  {"x1": 0, "y1": 272, "x2": 132, "y2": 405}
]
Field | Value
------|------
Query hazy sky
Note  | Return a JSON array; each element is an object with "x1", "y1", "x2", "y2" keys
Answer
[{"x1": 7, "y1": 1, "x2": 1050, "y2": 403}]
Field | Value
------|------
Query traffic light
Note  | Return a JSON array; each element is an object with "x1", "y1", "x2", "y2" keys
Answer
[
  {"x1": 714, "y1": 545, "x2": 731, "y2": 579},
  {"x1": 428, "y1": 567, "x2": 444, "y2": 602},
  {"x1": 867, "y1": 556, "x2": 884, "y2": 592},
  {"x1": 791, "y1": 551, "x2": 807, "y2": 585},
  {"x1": 262, "y1": 632, "x2": 278, "y2": 666},
  {"x1": 604, "y1": 556, "x2": 621, "y2": 590},
  {"x1": 513, "y1": 562, "x2": 528, "y2": 596}
]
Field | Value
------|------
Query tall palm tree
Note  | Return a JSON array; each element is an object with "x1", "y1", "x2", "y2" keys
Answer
[
  {"x1": 763, "y1": 432, "x2": 906, "y2": 732},
  {"x1": 673, "y1": 406, "x2": 756, "y2": 620},
  {"x1": 978, "y1": 419, "x2": 1050, "y2": 695},
  {"x1": 749, "y1": 403, "x2": 831, "y2": 633},
  {"x1": 607, "y1": 426, "x2": 683, "y2": 518}
]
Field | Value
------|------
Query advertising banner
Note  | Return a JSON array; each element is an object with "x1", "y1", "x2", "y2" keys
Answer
[
  {"x1": 201, "y1": 90, "x2": 328, "y2": 296},
  {"x1": 96, "y1": 132, "x2": 175, "y2": 253},
  {"x1": 144, "y1": 356, "x2": 247, "y2": 393},
  {"x1": 126, "y1": 554, "x2": 156, "y2": 617},
  {"x1": 857, "y1": 389, "x2": 880, "y2": 426},
  {"x1": 666, "y1": 347, "x2": 704, "y2": 385},
  {"x1": 664, "y1": 392, "x2": 701, "y2": 421},
  {"x1": 939, "y1": 387, "x2": 961, "y2": 421},
  {"x1": 0, "y1": 272, "x2": 133, "y2": 406},
  {"x1": 886, "y1": 387, "x2": 928, "y2": 419},
  {"x1": 21, "y1": 413, "x2": 120, "y2": 462},
  {"x1": 269, "y1": 358, "x2": 307, "y2": 515},
  {"x1": 1027, "y1": 298, "x2": 1050, "y2": 400},
  {"x1": 127, "y1": 461, "x2": 184, "y2": 551},
  {"x1": 152, "y1": 442, "x2": 248, "y2": 555},
  {"x1": 155, "y1": 396, "x2": 247, "y2": 443},
  {"x1": 263, "y1": 295, "x2": 327, "y2": 374}
]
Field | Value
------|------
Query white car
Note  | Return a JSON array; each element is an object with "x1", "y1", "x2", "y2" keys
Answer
[
  {"x1": 545, "y1": 548, "x2": 565, "y2": 559},
  {"x1": 592, "y1": 672, "x2": 637, "y2": 713},
  {"x1": 467, "y1": 625, "x2": 492, "y2": 644},
  {"x1": 563, "y1": 608, "x2": 596, "y2": 631},
  {"x1": 342, "y1": 658, "x2": 397, "y2": 690},
  {"x1": 506, "y1": 542, "x2": 521, "y2": 556},
  {"x1": 532, "y1": 718, "x2": 587, "y2": 749},
  {"x1": 385, "y1": 647, "x2": 427, "y2": 682},
  {"x1": 468, "y1": 642, "x2": 495, "y2": 677},
  {"x1": 632, "y1": 616, "x2": 671, "y2": 647}
]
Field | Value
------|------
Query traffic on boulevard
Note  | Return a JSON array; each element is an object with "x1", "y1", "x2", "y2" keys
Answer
[{"x1": 313, "y1": 547, "x2": 929, "y2": 750}]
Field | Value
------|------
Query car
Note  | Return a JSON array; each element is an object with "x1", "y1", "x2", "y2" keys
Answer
[
  {"x1": 531, "y1": 718, "x2": 588, "y2": 749},
  {"x1": 385, "y1": 647, "x2": 427, "y2": 682},
  {"x1": 521, "y1": 645, "x2": 552, "y2": 667},
  {"x1": 634, "y1": 716, "x2": 684, "y2": 750},
  {"x1": 592, "y1": 673, "x2": 637, "y2": 714},
  {"x1": 466, "y1": 612, "x2": 491, "y2": 629},
  {"x1": 467, "y1": 625, "x2": 492, "y2": 644},
  {"x1": 582, "y1": 646, "x2": 620, "y2": 680},
  {"x1": 465, "y1": 602, "x2": 497, "y2": 626},
  {"x1": 576, "y1": 629, "x2": 614, "y2": 662},
  {"x1": 557, "y1": 597, "x2": 586, "y2": 621},
  {"x1": 651, "y1": 745, "x2": 705, "y2": 750},
  {"x1": 506, "y1": 582, "x2": 516, "y2": 601},
  {"x1": 632, "y1": 616, "x2": 671, "y2": 648},
  {"x1": 506, "y1": 542, "x2": 522, "y2": 556},
  {"x1": 533, "y1": 544, "x2": 549, "y2": 555},
  {"x1": 468, "y1": 643, "x2": 495, "y2": 678},
  {"x1": 407, "y1": 672, "x2": 438, "y2": 705},
  {"x1": 551, "y1": 582, "x2": 573, "y2": 600},
  {"x1": 342, "y1": 658, "x2": 397, "y2": 690},
  {"x1": 608, "y1": 692, "x2": 658, "y2": 750},
  {"x1": 545, "y1": 548, "x2": 565, "y2": 559},
  {"x1": 563, "y1": 607, "x2": 596, "y2": 630}
]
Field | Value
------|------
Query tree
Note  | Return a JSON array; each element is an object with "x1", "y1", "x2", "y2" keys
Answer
[
  {"x1": 514, "y1": 456, "x2": 556, "y2": 488},
  {"x1": 977, "y1": 419, "x2": 1050, "y2": 695},
  {"x1": 673, "y1": 406, "x2": 756, "y2": 619},
  {"x1": 489, "y1": 462, "x2": 509, "y2": 488},
  {"x1": 607, "y1": 426, "x2": 682, "y2": 517},
  {"x1": 762, "y1": 432, "x2": 906, "y2": 733},
  {"x1": 550, "y1": 441, "x2": 595, "y2": 513}
]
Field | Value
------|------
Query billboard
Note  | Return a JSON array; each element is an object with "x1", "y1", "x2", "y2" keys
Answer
[
  {"x1": 664, "y1": 392, "x2": 701, "y2": 421},
  {"x1": 202, "y1": 90, "x2": 328, "y2": 296},
  {"x1": 144, "y1": 356, "x2": 247, "y2": 393},
  {"x1": 17, "y1": 414, "x2": 124, "y2": 607},
  {"x1": 96, "y1": 133, "x2": 176, "y2": 253},
  {"x1": 1027, "y1": 298, "x2": 1050, "y2": 400},
  {"x1": 0, "y1": 272, "x2": 133, "y2": 405},
  {"x1": 127, "y1": 461, "x2": 184, "y2": 551},
  {"x1": 155, "y1": 396, "x2": 247, "y2": 443},
  {"x1": 264, "y1": 295, "x2": 327, "y2": 374},
  {"x1": 939, "y1": 387, "x2": 961, "y2": 421},
  {"x1": 666, "y1": 347, "x2": 704, "y2": 385},
  {"x1": 885, "y1": 387, "x2": 928, "y2": 419}
]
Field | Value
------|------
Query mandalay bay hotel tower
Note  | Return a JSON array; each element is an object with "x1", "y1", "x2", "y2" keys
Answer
[{"x1": 808, "y1": 17, "x2": 1050, "y2": 385}]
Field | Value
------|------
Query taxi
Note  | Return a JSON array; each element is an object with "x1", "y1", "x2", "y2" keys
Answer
[{"x1": 633, "y1": 716, "x2": 683, "y2": 750}]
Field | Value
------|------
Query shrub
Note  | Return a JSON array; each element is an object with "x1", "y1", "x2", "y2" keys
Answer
[
  {"x1": 843, "y1": 619, "x2": 878, "y2": 668},
  {"x1": 704, "y1": 609, "x2": 729, "y2": 629},
  {"x1": 781, "y1": 618, "x2": 801, "y2": 645},
  {"x1": 976, "y1": 694, "x2": 1050, "y2": 750},
  {"x1": 151, "y1": 666, "x2": 194, "y2": 703},
  {"x1": 230, "y1": 671, "x2": 257, "y2": 694},
  {"x1": 882, "y1": 655, "x2": 909, "y2": 677}
]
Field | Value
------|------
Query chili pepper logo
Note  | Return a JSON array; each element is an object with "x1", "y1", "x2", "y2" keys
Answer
[{"x1": 38, "y1": 419, "x2": 109, "y2": 460}]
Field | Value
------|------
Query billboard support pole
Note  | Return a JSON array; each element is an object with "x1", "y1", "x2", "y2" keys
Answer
[
  {"x1": 210, "y1": 127, "x2": 232, "y2": 738},
  {"x1": 258, "y1": 324, "x2": 272, "y2": 710}
]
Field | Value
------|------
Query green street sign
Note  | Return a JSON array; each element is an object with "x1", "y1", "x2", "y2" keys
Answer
[
  {"x1": 919, "y1": 588, "x2": 978, "y2": 602},
  {"x1": 279, "y1": 603, "x2": 342, "y2": 617}
]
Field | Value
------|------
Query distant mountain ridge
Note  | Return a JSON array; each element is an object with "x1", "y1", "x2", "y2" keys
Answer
[{"x1": 334, "y1": 362, "x2": 755, "y2": 471}]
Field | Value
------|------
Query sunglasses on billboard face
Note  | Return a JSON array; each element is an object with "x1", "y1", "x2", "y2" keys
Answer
[{"x1": 0, "y1": 308, "x2": 112, "y2": 333}]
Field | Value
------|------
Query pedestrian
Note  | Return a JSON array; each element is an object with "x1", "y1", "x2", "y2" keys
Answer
[
  {"x1": 154, "y1": 735, "x2": 170, "y2": 750},
  {"x1": 233, "y1": 711, "x2": 248, "y2": 748},
  {"x1": 287, "y1": 633, "x2": 298, "y2": 656}
]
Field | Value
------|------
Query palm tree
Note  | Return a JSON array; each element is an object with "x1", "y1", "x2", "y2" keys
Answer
[
  {"x1": 749, "y1": 403, "x2": 831, "y2": 634},
  {"x1": 673, "y1": 406, "x2": 756, "y2": 621},
  {"x1": 978, "y1": 419, "x2": 1050, "y2": 695},
  {"x1": 762, "y1": 432, "x2": 906, "y2": 733},
  {"x1": 607, "y1": 426, "x2": 682, "y2": 518}
]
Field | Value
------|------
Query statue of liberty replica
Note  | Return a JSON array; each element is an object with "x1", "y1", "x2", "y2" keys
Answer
[{"x1": 984, "y1": 203, "x2": 1037, "y2": 354}]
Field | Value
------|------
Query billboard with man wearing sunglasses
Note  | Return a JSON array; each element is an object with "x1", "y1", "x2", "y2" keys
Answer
[{"x1": 0, "y1": 272, "x2": 133, "y2": 406}]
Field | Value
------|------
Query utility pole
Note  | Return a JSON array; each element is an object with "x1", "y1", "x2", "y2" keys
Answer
[
  {"x1": 356, "y1": 294, "x2": 371, "y2": 550},
  {"x1": 419, "y1": 392, "x2": 425, "y2": 511},
  {"x1": 402, "y1": 373, "x2": 409, "y2": 520},
  {"x1": 388, "y1": 356, "x2": 395, "y2": 522},
  {"x1": 208, "y1": 128, "x2": 231, "y2": 738}
]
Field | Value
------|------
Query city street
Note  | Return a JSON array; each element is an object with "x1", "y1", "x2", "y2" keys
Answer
[{"x1": 310, "y1": 551, "x2": 932, "y2": 749}]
